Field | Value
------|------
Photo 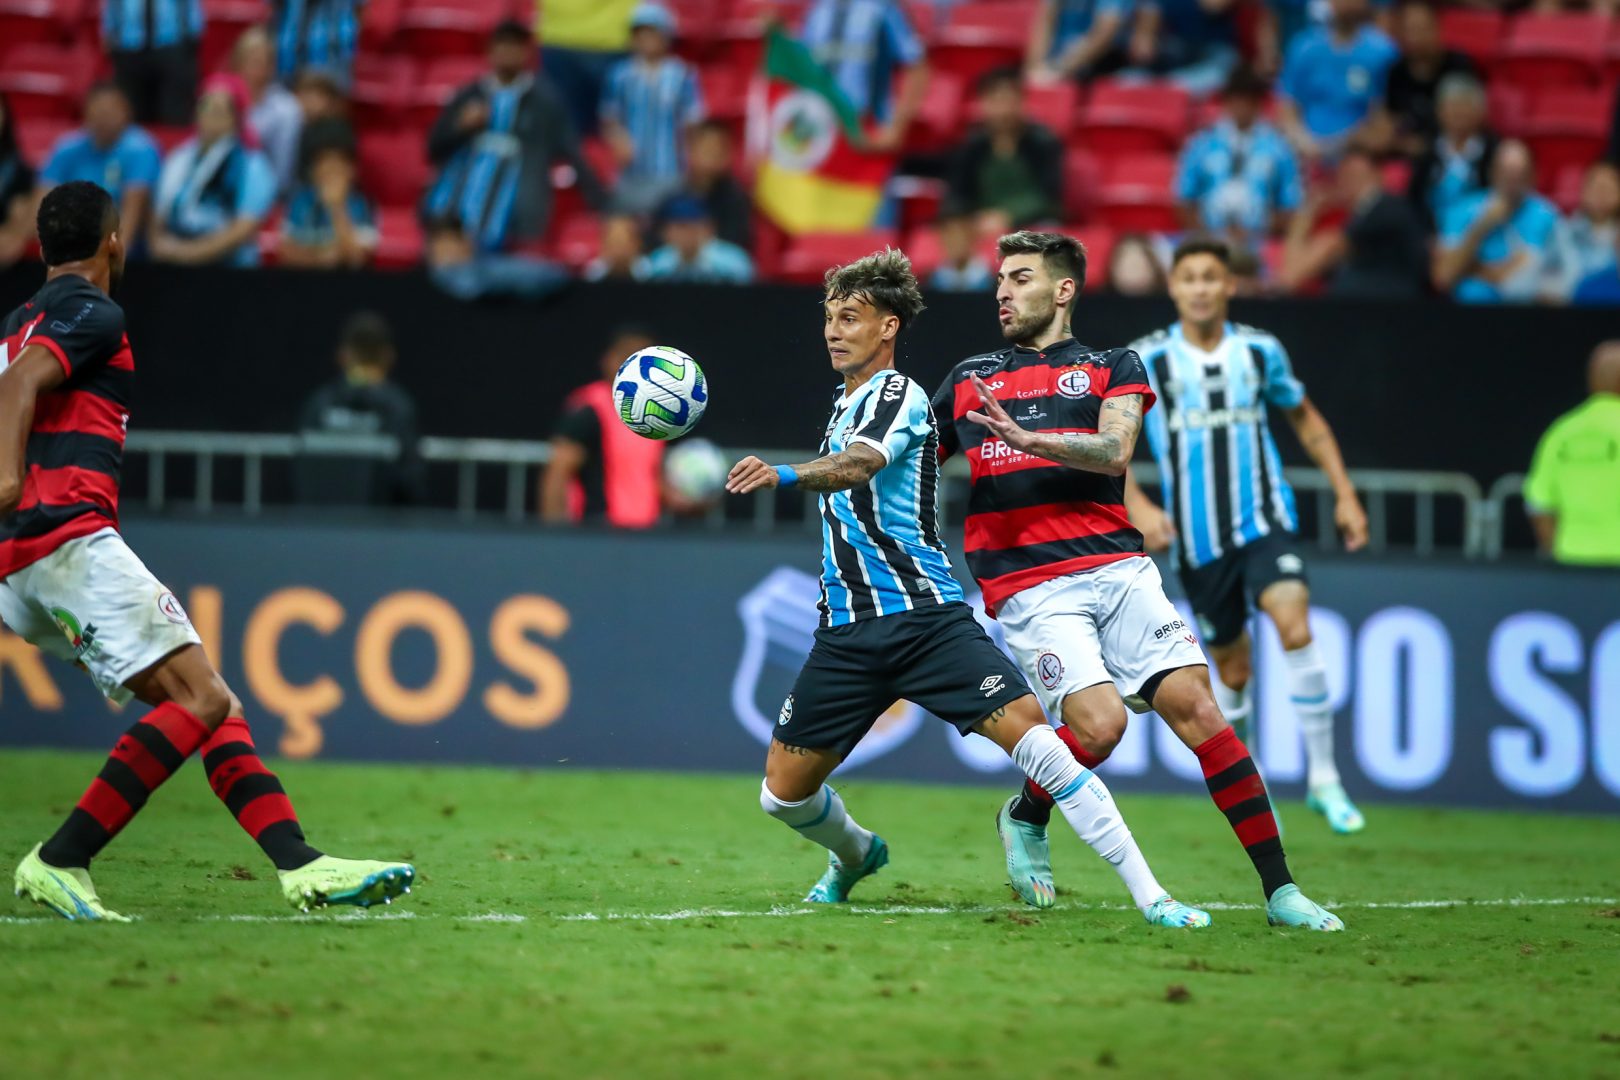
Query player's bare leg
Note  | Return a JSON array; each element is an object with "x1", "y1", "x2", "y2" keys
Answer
[
  {"x1": 981, "y1": 695, "x2": 1208, "y2": 928},
  {"x1": 760, "y1": 738, "x2": 887, "y2": 903},
  {"x1": 1256, "y1": 581, "x2": 1364, "y2": 834}
]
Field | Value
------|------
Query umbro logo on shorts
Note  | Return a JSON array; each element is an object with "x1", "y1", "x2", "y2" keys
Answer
[
  {"x1": 1277, "y1": 554, "x2": 1305, "y2": 574},
  {"x1": 980, "y1": 675, "x2": 1005, "y2": 696}
]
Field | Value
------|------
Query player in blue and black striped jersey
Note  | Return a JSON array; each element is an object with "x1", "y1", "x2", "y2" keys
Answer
[
  {"x1": 726, "y1": 249, "x2": 1207, "y2": 926},
  {"x1": 1127, "y1": 237, "x2": 1370, "y2": 834}
]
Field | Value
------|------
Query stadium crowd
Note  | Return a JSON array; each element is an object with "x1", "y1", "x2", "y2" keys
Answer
[{"x1": 1, "y1": 0, "x2": 1618, "y2": 301}]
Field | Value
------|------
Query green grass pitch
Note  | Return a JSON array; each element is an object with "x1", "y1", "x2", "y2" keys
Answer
[{"x1": 3, "y1": 748, "x2": 1617, "y2": 1078}]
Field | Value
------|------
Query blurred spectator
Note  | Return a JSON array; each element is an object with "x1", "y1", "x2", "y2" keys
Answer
[
  {"x1": 1282, "y1": 145, "x2": 1428, "y2": 297},
  {"x1": 1106, "y1": 233, "x2": 1167, "y2": 294},
  {"x1": 1175, "y1": 67, "x2": 1302, "y2": 247},
  {"x1": 232, "y1": 26, "x2": 303, "y2": 194},
  {"x1": 1523, "y1": 341, "x2": 1620, "y2": 565},
  {"x1": 944, "y1": 68, "x2": 1064, "y2": 235},
  {"x1": 296, "y1": 312, "x2": 424, "y2": 507},
  {"x1": 424, "y1": 217, "x2": 571, "y2": 301},
  {"x1": 272, "y1": 0, "x2": 363, "y2": 84},
  {"x1": 104, "y1": 0, "x2": 204, "y2": 126},
  {"x1": 1572, "y1": 233, "x2": 1620, "y2": 304},
  {"x1": 293, "y1": 67, "x2": 349, "y2": 126},
  {"x1": 1127, "y1": 0, "x2": 1241, "y2": 96},
  {"x1": 1276, "y1": 0, "x2": 1397, "y2": 163},
  {"x1": 541, "y1": 326, "x2": 667, "y2": 529},
  {"x1": 1543, "y1": 162, "x2": 1620, "y2": 304},
  {"x1": 930, "y1": 213, "x2": 994, "y2": 291},
  {"x1": 642, "y1": 195, "x2": 754, "y2": 283},
  {"x1": 1406, "y1": 73, "x2": 1496, "y2": 231},
  {"x1": 1026, "y1": 0, "x2": 1134, "y2": 83},
  {"x1": 424, "y1": 21, "x2": 604, "y2": 255},
  {"x1": 0, "y1": 95, "x2": 37, "y2": 270},
  {"x1": 1369, "y1": 0, "x2": 1479, "y2": 160},
  {"x1": 662, "y1": 120, "x2": 751, "y2": 250},
  {"x1": 279, "y1": 119, "x2": 377, "y2": 269},
  {"x1": 601, "y1": 3, "x2": 705, "y2": 215},
  {"x1": 585, "y1": 213, "x2": 651, "y2": 281},
  {"x1": 150, "y1": 75, "x2": 278, "y2": 268},
  {"x1": 801, "y1": 0, "x2": 929, "y2": 149},
  {"x1": 40, "y1": 83, "x2": 163, "y2": 250},
  {"x1": 1433, "y1": 140, "x2": 1559, "y2": 304},
  {"x1": 538, "y1": 0, "x2": 638, "y2": 136}
]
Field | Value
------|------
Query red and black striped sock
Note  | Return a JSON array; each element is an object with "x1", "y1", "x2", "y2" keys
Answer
[
  {"x1": 40, "y1": 703, "x2": 211, "y2": 869},
  {"x1": 1008, "y1": 725, "x2": 1106, "y2": 827},
  {"x1": 1195, "y1": 726, "x2": 1293, "y2": 899},
  {"x1": 202, "y1": 716, "x2": 323, "y2": 872}
]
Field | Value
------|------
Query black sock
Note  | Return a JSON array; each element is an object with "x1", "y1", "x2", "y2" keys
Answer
[{"x1": 1007, "y1": 779, "x2": 1053, "y2": 827}]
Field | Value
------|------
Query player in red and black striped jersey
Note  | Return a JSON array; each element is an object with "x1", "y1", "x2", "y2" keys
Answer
[
  {"x1": 932, "y1": 230, "x2": 1343, "y2": 930},
  {"x1": 4, "y1": 181, "x2": 414, "y2": 921}
]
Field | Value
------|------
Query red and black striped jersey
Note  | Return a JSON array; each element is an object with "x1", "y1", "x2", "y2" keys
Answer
[
  {"x1": 932, "y1": 338, "x2": 1157, "y2": 616},
  {"x1": 0, "y1": 275, "x2": 132, "y2": 577}
]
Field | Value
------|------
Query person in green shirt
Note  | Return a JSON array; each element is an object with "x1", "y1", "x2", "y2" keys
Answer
[{"x1": 1524, "y1": 341, "x2": 1620, "y2": 566}]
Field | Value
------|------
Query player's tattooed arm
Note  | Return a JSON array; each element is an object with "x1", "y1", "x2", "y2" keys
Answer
[
  {"x1": 726, "y1": 444, "x2": 886, "y2": 495},
  {"x1": 965, "y1": 374, "x2": 1140, "y2": 476}
]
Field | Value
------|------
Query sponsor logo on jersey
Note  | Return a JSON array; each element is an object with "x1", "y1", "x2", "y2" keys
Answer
[
  {"x1": 1055, "y1": 368, "x2": 1092, "y2": 399},
  {"x1": 1037, "y1": 652, "x2": 1064, "y2": 690},
  {"x1": 1167, "y1": 405, "x2": 1266, "y2": 432},
  {"x1": 979, "y1": 439, "x2": 1037, "y2": 466},
  {"x1": 1153, "y1": 618, "x2": 1189, "y2": 641},
  {"x1": 980, "y1": 675, "x2": 1005, "y2": 696}
]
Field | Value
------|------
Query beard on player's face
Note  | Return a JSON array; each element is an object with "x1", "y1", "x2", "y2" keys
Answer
[{"x1": 1000, "y1": 289, "x2": 1057, "y2": 343}]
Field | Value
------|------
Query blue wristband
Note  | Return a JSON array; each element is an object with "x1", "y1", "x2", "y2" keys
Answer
[{"x1": 773, "y1": 465, "x2": 799, "y2": 489}]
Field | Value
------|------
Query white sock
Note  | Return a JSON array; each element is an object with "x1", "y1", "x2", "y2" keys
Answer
[
  {"x1": 1213, "y1": 677, "x2": 1253, "y2": 747},
  {"x1": 1010, "y1": 725, "x2": 1166, "y2": 912},
  {"x1": 1284, "y1": 642, "x2": 1339, "y2": 788},
  {"x1": 760, "y1": 781, "x2": 872, "y2": 867}
]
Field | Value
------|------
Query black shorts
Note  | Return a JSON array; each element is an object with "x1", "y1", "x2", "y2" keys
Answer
[
  {"x1": 1178, "y1": 532, "x2": 1309, "y2": 647},
  {"x1": 776, "y1": 602, "x2": 1034, "y2": 759}
]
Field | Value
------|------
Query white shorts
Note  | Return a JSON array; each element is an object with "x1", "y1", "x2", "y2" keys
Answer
[
  {"x1": 0, "y1": 527, "x2": 201, "y2": 704},
  {"x1": 997, "y1": 556, "x2": 1206, "y2": 716}
]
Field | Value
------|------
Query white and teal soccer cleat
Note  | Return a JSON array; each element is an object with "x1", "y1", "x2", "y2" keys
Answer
[
  {"x1": 278, "y1": 856, "x2": 416, "y2": 913},
  {"x1": 1265, "y1": 884, "x2": 1344, "y2": 931},
  {"x1": 1144, "y1": 895, "x2": 1211, "y2": 928},
  {"x1": 13, "y1": 843, "x2": 132, "y2": 922},
  {"x1": 1306, "y1": 782, "x2": 1365, "y2": 835},
  {"x1": 995, "y1": 796, "x2": 1055, "y2": 909},
  {"x1": 804, "y1": 835, "x2": 889, "y2": 903}
]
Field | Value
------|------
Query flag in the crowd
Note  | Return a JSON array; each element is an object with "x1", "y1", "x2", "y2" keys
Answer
[{"x1": 749, "y1": 27, "x2": 893, "y2": 235}]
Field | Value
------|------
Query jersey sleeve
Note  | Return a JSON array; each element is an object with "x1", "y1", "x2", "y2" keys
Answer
[
  {"x1": 883, "y1": 3, "x2": 926, "y2": 66},
  {"x1": 1135, "y1": 346, "x2": 1170, "y2": 468},
  {"x1": 851, "y1": 375, "x2": 929, "y2": 466},
  {"x1": 1106, "y1": 349, "x2": 1155, "y2": 411},
  {"x1": 930, "y1": 371, "x2": 960, "y2": 459},
  {"x1": 24, "y1": 294, "x2": 125, "y2": 379},
  {"x1": 1257, "y1": 336, "x2": 1306, "y2": 409},
  {"x1": 1522, "y1": 422, "x2": 1561, "y2": 513}
]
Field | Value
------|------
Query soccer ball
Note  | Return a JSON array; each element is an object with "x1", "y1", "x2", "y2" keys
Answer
[
  {"x1": 664, "y1": 438, "x2": 728, "y2": 504},
  {"x1": 613, "y1": 346, "x2": 708, "y2": 440}
]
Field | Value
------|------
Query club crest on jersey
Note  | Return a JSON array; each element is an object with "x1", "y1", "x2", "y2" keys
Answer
[
  {"x1": 1055, "y1": 368, "x2": 1092, "y2": 399},
  {"x1": 1037, "y1": 652, "x2": 1064, "y2": 690}
]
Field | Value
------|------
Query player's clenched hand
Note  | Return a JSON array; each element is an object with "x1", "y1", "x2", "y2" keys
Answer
[
  {"x1": 726, "y1": 455, "x2": 780, "y2": 495},
  {"x1": 1336, "y1": 494, "x2": 1368, "y2": 552},
  {"x1": 1134, "y1": 503, "x2": 1176, "y2": 552},
  {"x1": 965, "y1": 374, "x2": 1034, "y2": 450}
]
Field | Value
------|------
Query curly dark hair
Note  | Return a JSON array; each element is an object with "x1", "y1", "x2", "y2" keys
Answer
[
  {"x1": 823, "y1": 247, "x2": 926, "y2": 330},
  {"x1": 37, "y1": 181, "x2": 116, "y2": 267}
]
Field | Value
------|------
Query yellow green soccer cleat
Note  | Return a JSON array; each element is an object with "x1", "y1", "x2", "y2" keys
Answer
[
  {"x1": 13, "y1": 843, "x2": 132, "y2": 922},
  {"x1": 278, "y1": 856, "x2": 416, "y2": 913}
]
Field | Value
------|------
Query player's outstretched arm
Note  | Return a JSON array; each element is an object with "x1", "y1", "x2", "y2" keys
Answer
[
  {"x1": 1284, "y1": 397, "x2": 1368, "y2": 551},
  {"x1": 965, "y1": 373, "x2": 1140, "y2": 476},
  {"x1": 726, "y1": 444, "x2": 887, "y2": 496},
  {"x1": 0, "y1": 347, "x2": 66, "y2": 515}
]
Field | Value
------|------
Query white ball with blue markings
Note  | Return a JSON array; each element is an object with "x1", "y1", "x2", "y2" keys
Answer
[{"x1": 612, "y1": 346, "x2": 709, "y2": 440}]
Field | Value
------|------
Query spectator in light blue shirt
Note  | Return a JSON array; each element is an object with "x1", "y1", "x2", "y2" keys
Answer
[
  {"x1": 1276, "y1": 0, "x2": 1396, "y2": 163},
  {"x1": 150, "y1": 74, "x2": 280, "y2": 269},
  {"x1": 279, "y1": 119, "x2": 378, "y2": 270},
  {"x1": 601, "y1": 3, "x2": 705, "y2": 215},
  {"x1": 644, "y1": 195, "x2": 754, "y2": 283},
  {"x1": 930, "y1": 213, "x2": 993, "y2": 292},
  {"x1": 800, "y1": 0, "x2": 928, "y2": 149},
  {"x1": 104, "y1": 0, "x2": 204, "y2": 126},
  {"x1": 1543, "y1": 163, "x2": 1620, "y2": 304},
  {"x1": 1025, "y1": 0, "x2": 1135, "y2": 83},
  {"x1": 41, "y1": 83, "x2": 163, "y2": 250},
  {"x1": 1434, "y1": 140, "x2": 1561, "y2": 305},
  {"x1": 1175, "y1": 68, "x2": 1302, "y2": 246}
]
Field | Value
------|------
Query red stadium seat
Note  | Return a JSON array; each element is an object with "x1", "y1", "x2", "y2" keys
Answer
[
  {"x1": 199, "y1": 0, "x2": 270, "y2": 75},
  {"x1": 1520, "y1": 88, "x2": 1611, "y2": 188},
  {"x1": 0, "y1": 44, "x2": 94, "y2": 123},
  {"x1": 1022, "y1": 81, "x2": 1079, "y2": 136},
  {"x1": 904, "y1": 224, "x2": 945, "y2": 280},
  {"x1": 893, "y1": 174, "x2": 945, "y2": 234},
  {"x1": 662, "y1": 0, "x2": 724, "y2": 62},
  {"x1": 411, "y1": 55, "x2": 488, "y2": 128},
  {"x1": 1494, "y1": 14, "x2": 1606, "y2": 89},
  {"x1": 1438, "y1": 8, "x2": 1505, "y2": 65},
  {"x1": 1549, "y1": 163, "x2": 1585, "y2": 213},
  {"x1": 1094, "y1": 154, "x2": 1178, "y2": 232},
  {"x1": 15, "y1": 116, "x2": 71, "y2": 167},
  {"x1": 350, "y1": 54, "x2": 417, "y2": 128},
  {"x1": 720, "y1": 0, "x2": 809, "y2": 71},
  {"x1": 1068, "y1": 224, "x2": 1116, "y2": 291},
  {"x1": 398, "y1": 0, "x2": 507, "y2": 58},
  {"x1": 1076, "y1": 80, "x2": 1190, "y2": 156},
  {"x1": 903, "y1": 70, "x2": 965, "y2": 153},
  {"x1": 549, "y1": 212, "x2": 602, "y2": 269},
  {"x1": 359, "y1": 130, "x2": 432, "y2": 208},
  {"x1": 776, "y1": 230, "x2": 901, "y2": 284},
  {"x1": 931, "y1": 2, "x2": 1037, "y2": 87},
  {"x1": 0, "y1": 0, "x2": 85, "y2": 50},
  {"x1": 148, "y1": 124, "x2": 191, "y2": 154},
  {"x1": 373, "y1": 206, "x2": 425, "y2": 268},
  {"x1": 699, "y1": 64, "x2": 750, "y2": 131},
  {"x1": 1488, "y1": 83, "x2": 1530, "y2": 135},
  {"x1": 1606, "y1": 21, "x2": 1620, "y2": 84},
  {"x1": 1062, "y1": 146, "x2": 1102, "y2": 223}
]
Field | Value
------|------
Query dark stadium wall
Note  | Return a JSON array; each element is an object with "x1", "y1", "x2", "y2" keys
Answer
[
  {"x1": 0, "y1": 264, "x2": 1610, "y2": 485},
  {"x1": 2, "y1": 519, "x2": 1616, "y2": 813}
]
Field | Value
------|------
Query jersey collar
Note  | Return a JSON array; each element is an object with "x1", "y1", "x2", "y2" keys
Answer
[
  {"x1": 832, "y1": 367, "x2": 899, "y2": 408},
  {"x1": 1011, "y1": 337, "x2": 1082, "y2": 358}
]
